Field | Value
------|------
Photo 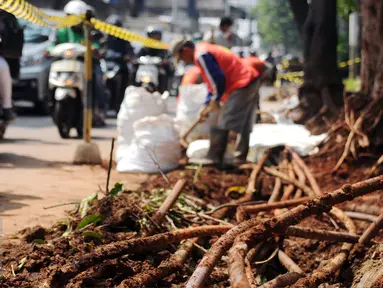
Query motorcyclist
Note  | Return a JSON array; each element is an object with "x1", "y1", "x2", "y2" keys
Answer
[
  {"x1": 138, "y1": 27, "x2": 169, "y2": 58},
  {"x1": 105, "y1": 15, "x2": 135, "y2": 111},
  {"x1": 137, "y1": 27, "x2": 171, "y2": 93},
  {"x1": 51, "y1": 0, "x2": 106, "y2": 125},
  {"x1": 0, "y1": 9, "x2": 23, "y2": 122}
]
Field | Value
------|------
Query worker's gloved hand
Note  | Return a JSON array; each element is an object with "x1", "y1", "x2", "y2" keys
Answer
[{"x1": 199, "y1": 100, "x2": 220, "y2": 119}]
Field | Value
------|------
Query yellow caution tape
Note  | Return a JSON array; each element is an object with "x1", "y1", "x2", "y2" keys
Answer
[
  {"x1": 0, "y1": 0, "x2": 168, "y2": 49},
  {"x1": 90, "y1": 18, "x2": 168, "y2": 49}
]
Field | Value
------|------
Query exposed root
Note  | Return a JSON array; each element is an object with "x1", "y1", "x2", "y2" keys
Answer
[
  {"x1": 49, "y1": 225, "x2": 232, "y2": 286},
  {"x1": 277, "y1": 250, "x2": 304, "y2": 274},
  {"x1": 359, "y1": 213, "x2": 383, "y2": 244},
  {"x1": 146, "y1": 179, "x2": 186, "y2": 235},
  {"x1": 259, "y1": 272, "x2": 303, "y2": 288},
  {"x1": 186, "y1": 175, "x2": 383, "y2": 288},
  {"x1": 212, "y1": 151, "x2": 271, "y2": 219},
  {"x1": 118, "y1": 238, "x2": 197, "y2": 288},
  {"x1": 244, "y1": 197, "x2": 313, "y2": 214},
  {"x1": 292, "y1": 207, "x2": 356, "y2": 287},
  {"x1": 263, "y1": 166, "x2": 315, "y2": 196},
  {"x1": 345, "y1": 211, "x2": 378, "y2": 222}
]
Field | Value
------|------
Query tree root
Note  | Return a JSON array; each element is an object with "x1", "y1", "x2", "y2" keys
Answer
[
  {"x1": 212, "y1": 151, "x2": 271, "y2": 219},
  {"x1": 259, "y1": 272, "x2": 303, "y2": 288},
  {"x1": 146, "y1": 179, "x2": 186, "y2": 235},
  {"x1": 345, "y1": 211, "x2": 378, "y2": 222},
  {"x1": 118, "y1": 238, "x2": 197, "y2": 288},
  {"x1": 288, "y1": 148, "x2": 322, "y2": 197},
  {"x1": 263, "y1": 166, "x2": 315, "y2": 196},
  {"x1": 49, "y1": 225, "x2": 231, "y2": 287},
  {"x1": 243, "y1": 197, "x2": 313, "y2": 214},
  {"x1": 277, "y1": 250, "x2": 304, "y2": 274},
  {"x1": 344, "y1": 202, "x2": 382, "y2": 216},
  {"x1": 292, "y1": 207, "x2": 356, "y2": 287},
  {"x1": 186, "y1": 175, "x2": 383, "y2": 288},
  {"x1": 359, "y1": 213, "x2": 383, "y2": 244},
  {"x1": 285, "y1": 226, "x2": 360, "y2": 243}
]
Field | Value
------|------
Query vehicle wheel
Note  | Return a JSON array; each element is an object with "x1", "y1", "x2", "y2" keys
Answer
[
  {"x1": 54, "y1": 102, "x2": 70, "y2": 139},
  {"x1": 35, "y1": 99, "x2": 50, "y2": 115},
  {"x1": 0, "y1": 122, "x2": 7, "y2": 139}
]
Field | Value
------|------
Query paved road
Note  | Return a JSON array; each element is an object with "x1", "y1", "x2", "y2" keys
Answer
[{"x1": 0, "y1": 87, "x2": 277, "y2": 236}]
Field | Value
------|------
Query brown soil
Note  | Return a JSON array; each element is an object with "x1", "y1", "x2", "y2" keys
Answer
[{"x1": 0, "y1": 151, "x2": 382, "y2": 287}]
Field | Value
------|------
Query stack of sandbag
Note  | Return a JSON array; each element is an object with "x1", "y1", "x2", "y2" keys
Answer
[
  {"x1": 116, "y1": 86, "x2": 168, "y2": 162},
  {"x1": 117, "y1": 114, "x2": 181, "y2": 173},
  {"x1": 117, "y1": 86, "x2": 167, "y2": 146},
  {"x1": 176, "y1": 83, "x2": 218, "y2": 142}
]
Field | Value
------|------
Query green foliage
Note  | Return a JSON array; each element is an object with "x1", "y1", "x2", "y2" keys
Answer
[
  {"x1": 77, "y1": 214, "x2": 103, "y2": 230},
  {"x1": 252, "y1": 0, "x2": 302, "y2": 53},
  {"x1": 82, "y1": 231, "x2": 103, "y2": 240},
  {"x1": 31, "y1": 239, "x2": 45, "y2": 245},
  {"x1": 79, "y1": 192, "x2": 98, "y2": 218},
  {"x1": 110, "y1": 182, "x2": 124, "y2": 199},
  {"x1": 337, "y1": 0, "x2": 358, "y2": 22}
]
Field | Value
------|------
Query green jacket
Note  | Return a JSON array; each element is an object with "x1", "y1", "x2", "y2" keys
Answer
[{"x1": 51, "y1": 28, "x2": 100, "y2": 49}]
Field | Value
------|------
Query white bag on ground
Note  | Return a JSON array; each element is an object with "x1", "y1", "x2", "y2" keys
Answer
[
  {"x1": 117, "y1": 86, "x2": 167, "y2": 148},
  {"x1": 176, "y1": 84, "x2": 218, "y2": 142},
  {"x1": 187, "y1": 123, "x2": 327, "y2": 163},
  {"x1": 117, "y1": 114, "x2": 181, "y2": 173}
]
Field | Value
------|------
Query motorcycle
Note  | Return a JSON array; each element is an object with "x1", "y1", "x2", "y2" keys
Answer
[
  {"x1": 135, "y1": 56, "x2": 165, "y2": 93},
  {"x1": 100, "y1": 50, "x2": 130, "y2": 113},
  {"x1": 48, "y1": 43, "x2": 85, "y2": 139}
]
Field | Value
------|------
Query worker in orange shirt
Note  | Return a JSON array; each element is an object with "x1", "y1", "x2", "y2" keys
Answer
[{"x1": 170, "y1": 38, "x2": 261, "y2": 165}]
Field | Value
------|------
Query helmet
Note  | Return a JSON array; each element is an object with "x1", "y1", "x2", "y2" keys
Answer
[
  {"x1": 147, "y1": 26, "x2": 162, "y2": 40},
  {"x1": 64, "y1": 0, "x2": 89, "y2": 15},
  {"x1": 106, "y1": 15, "x2": 123, "y2": 27}
]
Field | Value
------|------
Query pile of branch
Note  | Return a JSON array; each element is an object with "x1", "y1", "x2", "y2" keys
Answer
[
  {"x1": 326, "y1": 93, "x2": 383, "y2": 173},
  {"x1": 45, "y1": 148, "x2": 383, "y2": 288}
]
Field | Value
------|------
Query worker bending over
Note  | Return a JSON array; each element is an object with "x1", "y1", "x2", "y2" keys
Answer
[{"x1": 170, "y1": 38, "x2": 261, "y2": 165}]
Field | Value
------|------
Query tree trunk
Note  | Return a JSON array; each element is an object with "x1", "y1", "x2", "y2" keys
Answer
[
  {"x1": 289, "y1": 0, "x2": 344, "y2": 124},
  {"x1": 360, "y1": 0, "x2": 383, "y2": 99},
  {"x1": 288, "y1": 0, "x2": 309, "y2": 36}
]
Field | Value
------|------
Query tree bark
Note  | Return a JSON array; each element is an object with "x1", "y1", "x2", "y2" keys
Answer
[
  {"x1": 290, "y1": 0, "x2": 344, "y2": 124},
  {"x1": 288, "y1": 0, "x2": 309, "y2": 35},
  {"x1": 360, "y1": 0, "x2": 383, "y2": 99}
]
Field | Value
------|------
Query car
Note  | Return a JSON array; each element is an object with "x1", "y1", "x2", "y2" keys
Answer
[{"x1": 13, "y1": 10, "x2": 64, "y2": 114}]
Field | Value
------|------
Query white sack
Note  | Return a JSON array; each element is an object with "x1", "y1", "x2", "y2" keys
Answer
[
  {"x1": 176, "y1": 84, "x2": 218, "y2": 141},
  {"x1": 187, "y1": 123, "x2": 327, "y2": 162},
  {"x1": 117, "y1": 86, "x2": 167, "y2": 149},
  {"x1": 117, "y1": 114, "x2": 181, "y2": 173}
]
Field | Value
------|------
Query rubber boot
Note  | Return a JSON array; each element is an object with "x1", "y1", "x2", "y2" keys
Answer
[{"x1": 189, "y1": 127, "x2": 229, "y2": 166}]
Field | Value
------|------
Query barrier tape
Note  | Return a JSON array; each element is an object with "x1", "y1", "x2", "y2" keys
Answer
[
  {"x1": 0, "y1": 0, "x2": 168, "y2": 49},
  {"x1": 279, "y1": 56, "x2": 361, "y2": 83}
]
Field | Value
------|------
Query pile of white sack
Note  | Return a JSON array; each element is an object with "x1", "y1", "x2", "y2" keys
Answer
[
  {"x1": 175, "y1": 84, "x2": 218, "y2": 142},
  {"x1": 116, "y1": 86, "x2": 181, "y2": 173}
]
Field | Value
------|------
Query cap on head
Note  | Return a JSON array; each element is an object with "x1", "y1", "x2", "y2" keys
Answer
[{"x1": 169, "y1": 37, "x2": 188, "y2": 64}]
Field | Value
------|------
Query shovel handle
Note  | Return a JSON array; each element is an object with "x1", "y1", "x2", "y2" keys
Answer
[{"x1": 180, "y1": 115, "x2": 206, "y2": 149}]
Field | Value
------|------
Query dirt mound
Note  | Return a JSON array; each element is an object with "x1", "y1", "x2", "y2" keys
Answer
[{"x1": 0, "y1": 155, "x2": 382, "y2": 287}]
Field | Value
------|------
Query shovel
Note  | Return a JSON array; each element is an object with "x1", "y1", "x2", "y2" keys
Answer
[{"x1": 180, "y1": 114, "x2": 207, "y2": 149}]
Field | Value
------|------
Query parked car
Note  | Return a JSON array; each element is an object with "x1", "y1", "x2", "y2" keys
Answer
[{"x1": 13, "y1": 10, "x2": 63, "y2": 114}]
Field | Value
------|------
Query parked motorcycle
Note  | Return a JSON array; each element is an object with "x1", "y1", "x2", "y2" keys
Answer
[
  {"x1": 135, "y1": 56, "x2": 165, "y2": 93},
  {"x1": 48, "y1": 43, "x2": 85, "y2": 139}
]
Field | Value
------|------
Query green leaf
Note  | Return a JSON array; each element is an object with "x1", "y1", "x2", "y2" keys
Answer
[
  {"x1": 110, "y1": 182, "x2": 124, "y2": 198},
  {"x1": 77, "y1": 214, "x2": 103, "y2": 230},
  {"x1": 82, "y1": 231, "x2": 103, "y2": 240},
  {"x1": 144, "y1": 204, "x2": 154, "y2": 213},
  {"x1": 79, "y1": 192, "x2": 98, "y2": 218}
]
